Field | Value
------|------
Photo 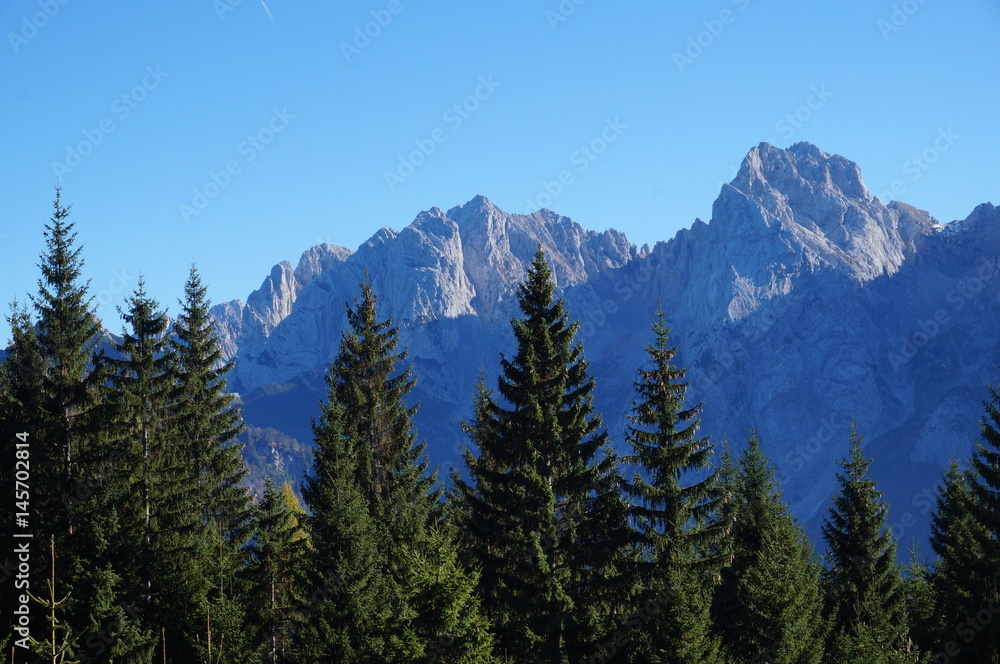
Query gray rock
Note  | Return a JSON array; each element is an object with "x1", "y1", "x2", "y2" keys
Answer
[{"x1": 216, "y1": 143, "x2": 1000, "y2": 545}]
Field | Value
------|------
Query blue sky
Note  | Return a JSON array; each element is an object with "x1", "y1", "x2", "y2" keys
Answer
[{"x1": 2, "y1": 0, "x2": 998, "y2": 341}]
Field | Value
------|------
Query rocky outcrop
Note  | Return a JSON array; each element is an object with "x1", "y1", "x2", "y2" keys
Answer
[{"x1": 216, "y1": 143, "x2": 1000, "y2": 544}]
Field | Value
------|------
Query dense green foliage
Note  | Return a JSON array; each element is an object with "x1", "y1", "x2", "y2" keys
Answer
[
  {"x1": 621, "y1": 311, "x2": 727, "y2": 663},
  {"x1": 2, "y1": 195, "x2": 1000, "y2": 663},
  {"x1": 300, "y1": 277, "x2": 494, "y2": 664},
  {"x1": 713, "y1": 433, "x2": 827, "y2": 664},
  {"x1": 453, "y1": 250, "x2": 632, "y2": 663},
  {"x1": 820, "y1": 424, "x2": 911, "y2": 663}
]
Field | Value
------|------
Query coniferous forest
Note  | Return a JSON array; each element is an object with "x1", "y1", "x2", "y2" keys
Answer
[{"x1": 3, "y1": 195, "x2": 1000, "y2": 664}]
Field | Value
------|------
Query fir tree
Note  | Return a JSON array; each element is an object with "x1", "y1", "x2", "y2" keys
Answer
[
  {"x1": 713, "y1": 432, "x2": 826, "y2": 664},
  {"x1": 328, "y1": 274, "x2": 438, "y2": 532},
  {"x1": 1, "y1": 193, "x2": 111, "y2": 657},
  {"x1": 30, "y1": 191, "x2": 103, "y2": 537},
  {"x1": 900, "y1": 546, "x2": 936, "y2": 658},
  {"x1": 300, "y1": 395, "x2": 388, "y2": 663},
  {"x1": 171, "y1": 265, "x2": 253, "y2": 663},
  {"x1": 621, "y1": 311, "x2": 727, "y2": 664},
  {"x1": 455, "y1": 248, "x2": 631, "y2": 663},
  {"x1": 820, "y1": 423, "x2": 911, "y2": 664},
  {"x1": 402, "y1": 525, "x2": 496, "y2": 664},
  {"x1": 929, "y1": 459, "x2": 997, "y2": 664},
  {"x1": 171, "y1": 265, "x2": 248, "y2": 537},
  {"x1": 246, "y1": 478, "x2": 309, "y2": 664},
  {"x1": 105, "y1": 280, "x2": 210, "y2": 662},
  {"x1": 963, "y1": 382, "x2": 1000, "y2": 663},
  {"x1": 304, "y1": 277, "x2": 493, "y2": 663}
]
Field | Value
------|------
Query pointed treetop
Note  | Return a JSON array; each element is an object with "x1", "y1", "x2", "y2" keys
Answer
[{"x1": 518, "y1": 245, "x2": 557, "y2": 312}]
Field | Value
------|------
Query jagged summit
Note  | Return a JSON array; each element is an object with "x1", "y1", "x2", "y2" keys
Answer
[
  {"x1": 711, "y1": 142, "x2": 933, "y2": 281},
  {"x1": 446, "y1": 194, "x2": 500, "y2": 223},
  {"x1": 732, "y1": 142, "x2": 871, "y2": 202},
  {"x1": 208, "y1": 142, "x2": 1000, "y2": 549}
]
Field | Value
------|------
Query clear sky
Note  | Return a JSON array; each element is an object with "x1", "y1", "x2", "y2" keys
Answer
[{"x1": 2, "y1": 1, "x2": 998, "y2": 341}]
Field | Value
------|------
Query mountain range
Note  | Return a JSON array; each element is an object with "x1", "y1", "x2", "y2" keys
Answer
[{"x1": 212, "y1": 141, "x2": 1000, "y2": 547}]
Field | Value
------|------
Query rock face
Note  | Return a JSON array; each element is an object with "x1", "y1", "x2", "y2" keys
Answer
[{"x1": 214, "y1": 143, "x2": 1000, "y2": 545}]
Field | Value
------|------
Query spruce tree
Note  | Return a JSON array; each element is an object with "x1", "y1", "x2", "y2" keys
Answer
[
  {"x1": 820, "y1": 423, "x2": 911, "y2": 664},
  {"x1": 455, "y1": 248, "x2": 631, "y2": 664},
  {"x1": 402, "y1": 525, "x2": 497, "y2": 664},
  {"x1": 328, "y1": 274, "x2": 438, "y2": 533},
  {"x1": 929, "y1": 460, "x2": 998, "y2": 663},
  {"x1": 621, "y1": 311, "x2": 727, "y2": 664},
  {"x1": 303, "y1": 277, "x2": 492, "y2": 664},
  {"x1": 964, "y1": 383, "x2": 1000, "y2": 663},
  {"x1": 171, "y1": 265, "x2": 253, "y2": 663},
  {"x1": 171, "y1": 265, "x2": 248, "y2": 536},
  {"x1": 246, "y1": 478, "x2": 309, "y2": 664},
  {"x1": 901, "y1": 546, "x2": 936, "y2": 658},
  {"x1": 30, "y1": 191, "x2": 103, "y2": 537},
  {"x1": 105, "y1": 280, "x2": 210, "y2": 662},
  {"x1": 1, "y1": 193, "x2": 111, "y2": 657},
  {"x1": 300, "y1": 393, "x2": 389, "y2": 663},
  {"x1": 713, "y1": 432, "x2": 826, "y2": 664}
]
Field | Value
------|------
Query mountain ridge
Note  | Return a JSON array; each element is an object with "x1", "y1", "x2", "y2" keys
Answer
[{"x1": 211, "y1": 142, "x2": 999, "y2": 545}]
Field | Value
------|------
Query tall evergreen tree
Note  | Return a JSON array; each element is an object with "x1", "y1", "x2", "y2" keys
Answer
[
  {"x1": 0, "y1": 193, "x2": 111, "y2": 657},
  {"x1": 621, "y1": 311, "x2": 727, "y2": 664},
  {"x1": 820, "y1": 423, "x2": 911, "y2": 664},
  {"x1": 328, "y1": 274, "x2": 438, "y2": 533},
  {"x1": 104, "y1": 280, "x2": 212, "y2": 663},
  {"x1": 455, "y1": 249, "x2": 631, "y2": 664},
  {"x1": 30, "y1": 191, "x2": 103, "y2": 536},
  {"x1": 929, "y1": 459, "x2": 999, "y2": 661},
  {"x1": 171, "y1": 265, "x2": 253, "y2": 663},
  {"x1": 303, "y1": 277, "x2": 493, "y2": 664},
  {"x1": 246, "y1": 478, "x2": 309, "y2": 664},
  {"x1": 713, "y1": 432, "x2": 826, "y2": 664},
  {"x1": 963, "y1": 382, "x2": 1000, "y2": 663},
  {"x1": 171, "y1": 265, "x2": 249, "y2": 537},
  {"x1": 300, "y1": 382, "x2": 392, "y2": 663}
]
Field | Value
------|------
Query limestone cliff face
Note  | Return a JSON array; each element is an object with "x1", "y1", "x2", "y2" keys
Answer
[{"x1": 214, "y1": 143, "x2": 1000, "y2": 543}]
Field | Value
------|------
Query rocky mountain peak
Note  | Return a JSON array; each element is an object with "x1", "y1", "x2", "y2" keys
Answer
[
  {"x1": 712, "y1": 142, "x2": 934, "y2": 282},
  {"x1": 293, "y1": 243, "x2": 352, "y2": 288},
  {"x1": 445, "y1": 194, "x2": 497, "y2": 223},
  {"x1": 732, "y1": 142, "x2": 869, "y2": 202}
]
